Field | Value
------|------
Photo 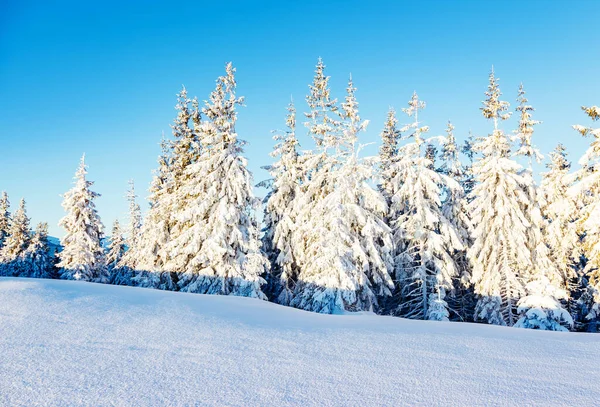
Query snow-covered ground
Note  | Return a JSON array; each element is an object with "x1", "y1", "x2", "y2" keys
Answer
[{"x1": 0, "y1": 278, "x2": 598, "y2": 406}]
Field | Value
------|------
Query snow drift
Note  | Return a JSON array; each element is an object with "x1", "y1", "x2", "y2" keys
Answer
[{"x1": 0, "y1": 277, "x2": 598, "y2": 406}]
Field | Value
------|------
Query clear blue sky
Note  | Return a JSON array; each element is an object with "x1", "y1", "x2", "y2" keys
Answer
[{"x1": 1, "y1": 0, "x2": 599, "y2": 238}]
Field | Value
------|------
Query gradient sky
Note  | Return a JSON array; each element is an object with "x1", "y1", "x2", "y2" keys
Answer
[{"x1": 1, "y1": 0, "x2": 599, "y2": 238}]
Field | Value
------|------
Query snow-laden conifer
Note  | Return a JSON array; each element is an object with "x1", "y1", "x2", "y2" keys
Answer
[
  {"x1": 510, "y1": 85, "x2": 571, "y2": 329},
  {"x1": 468, "y1": 69, "x2": 530, "y2": 326},
  {"x1": 164, "y1": 63, "x2": 267, "y2": 298},
  {"x1": 106, "y1": 219, "x2": 127, "y2": 283},
  {"x1": 461, "y1": 131, "x2": 476, "y2": 199},
  {"x1": 57, "y1": 155, "x2": 107, "y2": 282},
  {"x1": 290, "y1": 75, "x2": 393, "y2": 313},
  {"x1": 259, "y1": 99, "x2": 301, "y2": 304},
  {"x1": 439, "y1": 121, "x2": 474, "y2": 321},
  {"x1": 390, "y1": 93, "x2": 464, "y2": 321},
  {"x1": 378, "y1": 108, "x2": 401, "y2": 208},
  {"x1": 570, "y1": 106, "x2": 600, "y2": 327},
  {"x1": 0, "y1": 192, "x2": 10, "y2": 249},
  {"x1": 115, "y1": 180, "x2": 142, "y2": 286},
  {"x1": 515, "y1": 276, "x2": 573, "y2": 331},
  {"x1": 0, "y1": 198, "x2": 31, "y2": 276},
  {"x1": 134, "y1": 139, "x2": 178, "y2": 290},
  {"x1": 22, "y1": 222, "x2": 54, "y2": 279},
  {"x1": 541, "y1": 144, "x2": 579, "y2": 285}
]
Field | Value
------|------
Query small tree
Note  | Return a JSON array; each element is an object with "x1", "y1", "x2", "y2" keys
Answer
[
  {"x1": 0, "y1": 192, "x2": 10, "y2": 250},
  {"x1": 23, "y1": 222, "x2": 55, "y2": 279},
  {"x1": 57, "y1": 155, "x2": 107, "y2": 282},
  {"x1": 0, "y1": 198, "x2": 31, "y2": 276},
  {"x1": 106, "y1": 219, "x2": 127, "y2": 283}
]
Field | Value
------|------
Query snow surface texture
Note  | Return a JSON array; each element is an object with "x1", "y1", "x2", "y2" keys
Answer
[{"x1": 1, "y1": 278, "x2": 599, "y2": 407}]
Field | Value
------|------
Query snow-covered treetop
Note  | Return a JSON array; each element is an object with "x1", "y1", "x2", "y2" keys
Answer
[
  {"x1": 401, "y1": 91, "x2": 429, "y2": 147},
  {"x1": 480, "y1": 67, "x2": 511, "y2": 130},
  {"x1": 439, "y1": 121, "x2": 464, "y2": 178},
  {"x1": 339, "y1": 75, "x2": 369, "y2": 155},
  {"x1": 476, "y1": 69, "x2": 512, "y2": 158},
  {"x1": 573, "y1": 106, "x2": 600, "y2": 169},
  {"x1": 514, "y1": 83, "x2": 543, "y2": 165},
  {"x1": 379, "y1": 108, "x2": 400, "y2": 166},
  {"x1": 545, "y1": 143, "x2": 570, "y2": 173},
  {"x1": 304, "y1": 58, "x2": 340, "y2": 152}
]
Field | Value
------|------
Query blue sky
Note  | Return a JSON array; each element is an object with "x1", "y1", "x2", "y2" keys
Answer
[{"x1": 1, "y1": 0, "x2": 599, "y2": 237}]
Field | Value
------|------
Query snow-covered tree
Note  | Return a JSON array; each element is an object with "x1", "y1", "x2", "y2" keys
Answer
[
  {"x1": 468, "y1": 69, "x2": 530, "y2": 326},
  {"x1": 290, "y1": 76, "x2": 394, "y2": 314},
  {"x1": 0, "y1": 198, "x2": 31, "y2": 276},
  {"x1": 117, "y1": 180, "x2": 142, "y2": 284},
  {"x1": 134, "y1": 138, "x2": 177, "y2": 291},
  {"x1": 23, "y1": 222, "x2": 55, "y2": 279},
  {"x1": 509, "y1": 84, "x2": 571, "y2": 330},
  {"x1": 378, "y1": 108, "x2": 402, "y2": 208},
  {"x1": 106, "y1": 219, "x2": 126, "y2": 282},
  {"x1": 0, "y1": 192, "x2": 10, "y2": 250},
  {"x1": 541, "y1": 145, "x2": 580, "y2": 291},
  {"x1": 259, "y1": 99, "x2": 301, "y2": 304},
  {"x1": 163, "y1": 63, "x2": 267, "y2": 298},
  {"x1": 570, "y1": 106, "x2": 600, "y2": 329},
  {"x1": 461, "y1": 131, "x2": 476, "y2": 199},
  {"x1": 57, "y1": 155, "x2": 107, "y2": 282},
  {"x1": 514, "y1": 84, "x2": 543, "y2": 165},
  {"x1": 515, "y1": 277, "x2": 573, "y2": 331},
  {"x1": 439, "y1": 121, "x2": 474, "y2": 321},
  {"x1": 390, "y1": 93, "x2": 464, "y2": 321}
]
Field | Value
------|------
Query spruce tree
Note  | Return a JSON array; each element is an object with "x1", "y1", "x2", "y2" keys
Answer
[
  {"x1": 114, "y1": 180, "x2": 142, "y2": 285},
  {"x1": 0, "y1": 192, "x2": 10, "y2": 250},
  {"x1": 571, "y1": 106, "x2": 600, "y2": 330},
  {"x1": 439, "y1": 121, "x2": 475, "y2": 322},
  {"x1": 259, "y1": 99, "x2": 301, "y2": 304},
  {"x1": 390, "y1": 93, "x2": 464, "y2": 321},
  {"x1": 107, "y1": 219, "x2": 127, "y2": 283},
  {"x1": 468, "y1": 69, "x2": 530, "y2": 326},
  {"x1": 512, "y1": 85, "x2": 572, "y2": 330},
  {"x1": 290, "y1": 76, "x2": 394, "y2": 313},
  {"x1": 378, "y1": 108, "x2": 401, "y2": 209},
  {"x1": 23, "y1": 222, "x2": 54, "y2": 279},
  {"x1": 0, "y1": 198, "x2": 31, "y2": 276},
  {"x1": 57, "y1": 155, "x2": 107, "y2": 282},
  {"x1": 134, "y1": 138, "x2": 177, "y2": 290},
  {"x1": 164, "y1": 63, "x2": 267, "y2": 298}
]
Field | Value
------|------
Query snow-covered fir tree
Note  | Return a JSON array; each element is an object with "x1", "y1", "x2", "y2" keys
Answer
[
  {"x1": 390, "y1": 93, "x2": 464, "y2": 321},
  {"x1": 468, "y1": 69, "x2": 531, "y2": 326},
  {"x1": 113, "y1": 180, "x2": 142, "y2": 285},
  {"x1": 163, "y1": 63, "x2": 267, "y2": 298},
  {"x1": 439, "y1": 121, "x2": 475, "y2": 322},
  {"x1": 514, "y1": 84, "x2": 543, "y2": 164},
  {"x1": 145, "y1": 87, "x2": 203, "y2": 290},
  {"x1": 259, "y1": 99, "x2": 301, "y2": 304},
  {"x1": 514, "y1": 276, "x2": 573, "y2": 331},
  {"x1": 461, "y1": 131, "x2": 476, "y2": 200},
  {"x1": 22, "y1": 222, "x2": 55, "y2": 279},
  {"x1": 290, "y1": 75, "x2": 394, "y2": 314},
  {"x1": 57, "y1": 155, "x2": 107, "y2": 282},
  {"x1": 541, "y1": 144, "x2": 579, "y2": 285},
  {"x1": 0, "y1": 198, "x2": 31, "y2": 276},
  {"x1": 510, "y1": 85, "x2": 572, "y2": 330},
  {"x1": 378, "y1": 108, "x2": 402, "y2": 208},
  {"x1": 134, "y1": 137, "x2": 177, "y2": 290},
  {"x1": 106, "y1": 219, "x2": 126, "y2": 282},
  {"x1": 570, "y1": 106, "x2": 600, "y2": 330},
  {"x1": 0, "y1": 192, "x2": 10, "y2": 250},
  {"x1": 119, "y1": 179, "x2": 142, "y2": 267}
]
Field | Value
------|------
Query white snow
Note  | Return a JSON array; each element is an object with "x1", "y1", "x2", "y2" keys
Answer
[{"x1": 1, "y1": 277, "x2": 599, "y2": 406}]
